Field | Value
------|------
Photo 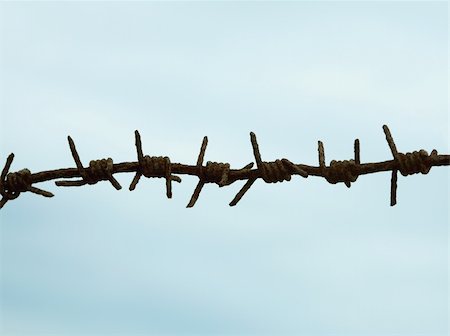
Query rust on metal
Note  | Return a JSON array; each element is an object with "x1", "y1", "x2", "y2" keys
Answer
[{"x1": 0, "y1": 125, "x2": 448, "y2": 210}]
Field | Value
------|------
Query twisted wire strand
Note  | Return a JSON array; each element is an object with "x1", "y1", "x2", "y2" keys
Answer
[
  {"x1": 55, "y1": 136, "x2": 122, "y2": 190},
  {"x1": 186, "y1": 136, "x2": 251, "y2": 207},
  {"x1": 0, "y1": 125, "x2": 448, "y2": 210},
  {"x1": 382, "y1": 125, "x2": 438, "y2": 206},
  {"x1": 317, "y1": 139, "x2": 360, "y2": 188},
  {"x1": 0, "y1": 154, "x2": 53, "y2": 209},
  {"x1": 129, "y1": 130, "x2": 181, "y2": 198},
  {"x1": 229, "y1": 132, "x2": 309, "y2": 206}
]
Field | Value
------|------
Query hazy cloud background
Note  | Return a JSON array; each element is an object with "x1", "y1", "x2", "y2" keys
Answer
[{"x1": 0, "y1": 2, "x2": 448, "y2": 335}]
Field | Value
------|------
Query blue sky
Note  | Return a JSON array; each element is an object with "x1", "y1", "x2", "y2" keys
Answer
[{"x1": 0, "y1": 1, "x2": 448, "y2": 335}]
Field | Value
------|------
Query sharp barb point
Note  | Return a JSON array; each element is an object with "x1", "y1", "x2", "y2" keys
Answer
[
  {"x1": 390, "y1": 169, "x2": 398, "y2": 206},
  {"x1": 196, "y1": 137, "x2": 208, "y2": 167},
  {"x1": 354, "y1": 139, "x2": 360, "y2": 164},
  {"x1": 229, "y1": 178, "x2": 256, "y2": 206},
  {"x1": 187, "y1": 181, "x2": 205, "y2": 208},
  {"x1": 318, "y1": 141, "x2": 325, "y2": 167},
  {"x1": 129, "y1": 172, "x2": 142, "y2": 191},
  {"x1": 0, "y1": 198, "x2": 7, "y2": 209}
]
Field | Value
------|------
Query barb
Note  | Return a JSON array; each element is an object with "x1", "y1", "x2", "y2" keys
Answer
[
  {"x1": 129, "y1": 130, "x2": 181, "y2": 198},
  {"x1": 0, "y1": 154, "x2": 54, "y2": 209},
  {"x1": 229, "y1": 132, "x2": 308, "y2": 206},
  {"x1": 0, "y1": 125, "x2": 448, "y2": 210},
  {"x1": 186, "y1": 136, "x2": 249, "y2": 207},
  {"x1": 382, "y1": 125, "x2": 438, "y2": 206},
  {"x1": 317, "y1": 139, "x2": 359, "y2": 188},
  {"x1": 55, "y1": 136, "x2": 122, "y2": 190}
]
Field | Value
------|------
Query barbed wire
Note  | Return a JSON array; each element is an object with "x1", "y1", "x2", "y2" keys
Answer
[{"x1": 0, "y1": 125, "x2": 448, "y2": 210}]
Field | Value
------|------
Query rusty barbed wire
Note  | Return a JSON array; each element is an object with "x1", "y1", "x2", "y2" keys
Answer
[{"x1": 0, "y1": 125, "x2": 448, "y2": 210}]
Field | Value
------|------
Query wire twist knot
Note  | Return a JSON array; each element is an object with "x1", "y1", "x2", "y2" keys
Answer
[
  {"x1": 0, "y1": 154, "x2": 54, "y2": 209},
  {"x1": 129, "y1": 131, "x2": 181, "y2": 198},
  {"x1": 227, "y1": 132, "x2": 309, "y2": 207},
  {"x1": 55, "y1": 136, "x2": 122, "y2": 190},
  {"x1": 317, "y1": 139, "x2": 360, "y2": 188},
  {"x1": 140, "y1": 156, "x2": 171, "y2": 178},
  {"x1": 260, "y1": 159, "x2": 294, "y2": 183},
  {"x1": 6, "y1": 169, "x2": 33, "y2": 193},
  {"x1": 396, "y1": 150, "x2": 436, "y2": 176},
  {"x1": 324, "y1": 159, "x2": 359, "y2": 185},
  {"x1": 186, "y1": 136, "x2": 253, "y2": 207},
  {"x1": 203, "y1": 161, "x2": 230, "y2": 186},
  {"x1": 382, "y1": 125, "x2": 440, "y2": 206},
  {"x1": 85, "y1": 158, "x2": 116, "y2": 184}
]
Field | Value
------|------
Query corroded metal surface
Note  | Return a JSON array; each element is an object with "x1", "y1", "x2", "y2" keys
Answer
[{"x1": 0, "y1": 125, "x2": 448, "y2": 209}]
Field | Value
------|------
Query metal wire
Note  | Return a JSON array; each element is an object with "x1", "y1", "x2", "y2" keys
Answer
[{"x1": 0, "y1": 125, "x2": 448, "y2": 210}]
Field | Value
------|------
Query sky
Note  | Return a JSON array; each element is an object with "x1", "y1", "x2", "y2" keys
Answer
[{"x1": 0, "y1": 1, "x2": 448, "y2": 335}]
